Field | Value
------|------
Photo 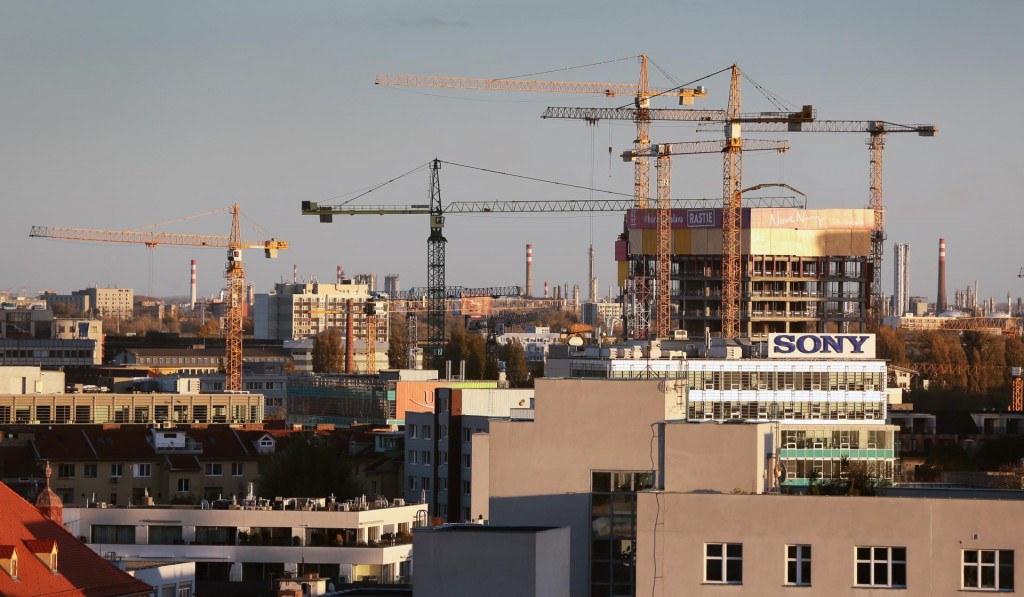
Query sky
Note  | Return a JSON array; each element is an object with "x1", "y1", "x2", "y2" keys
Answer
[{"x1": 2, "y1": 1, "x2": 1022, "y2": 307}]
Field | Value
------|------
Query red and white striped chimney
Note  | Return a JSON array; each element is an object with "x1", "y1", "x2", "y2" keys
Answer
[
  {"x1": 526, "y1": 244, "x2": 533, "y2": 298},
  {"x1": 544, "y1": 281, "x2": 549, "y2": 298},
  {"x1": 337, "y1": 266, "x2": 344, "y2": 284},
  {"x1": 190, "y1": 260, "x2": 197, "y2": 308},
  {"x1": 937, "y1": 238, "x2": 947, "y2": 313},
  {"x1": 293, "y1": 264, "x2": 298, "y2": 284}
]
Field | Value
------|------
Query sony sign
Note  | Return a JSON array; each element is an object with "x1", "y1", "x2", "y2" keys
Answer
[{"x1": 767, "y1": 333, "x2": 876, "y2": 360}]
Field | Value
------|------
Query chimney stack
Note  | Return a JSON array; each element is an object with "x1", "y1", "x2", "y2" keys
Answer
[
  {"x1": 293, "y1": 264, "x2": 298, "y2": 285},
  {"x1": 190, "y1": 260, "x2": 197, "y2": 309},
  {"x1": 544, "y1": 281, "x2": 549, "y2": 298},
  {"x1": 526, "y1": 244, "x2": 533, "y2": 298},
  {"x1": 937, "y1": 238, "x2": 947, "y2": 313},
  {"x1": 337, "y1": 266, "x2": 344, "y2": 284},
  {"x1": 345, "y1": 299, "x2": 355, "y2": 374},
  {"x1": 588, "y1": 245, "x2": 598, "y2": 302}
]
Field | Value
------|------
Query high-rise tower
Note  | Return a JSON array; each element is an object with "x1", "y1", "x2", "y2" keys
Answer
[
  {"x1": 937, "y1": 238, "x2": 947, "y2": 313},
  {"x1": 894, "y1": 243, "x2": 909, "y2": 317}
]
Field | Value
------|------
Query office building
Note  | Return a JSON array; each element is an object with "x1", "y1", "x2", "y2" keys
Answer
[{"x1": 894, "y1": 242, "x2": 910, "y2": 317}]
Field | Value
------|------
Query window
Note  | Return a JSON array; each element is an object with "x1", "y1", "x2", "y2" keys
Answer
[
  {"x1": 204, "y1": 463, "x2": 222, "y2": 476},
  {"x1": 422, "y1": 477, "x2": 431, "y2": 491},
  {"x1": 856, "y1": 546, "x2": 906, "y2": 588},
  {"x1": 58, "y1": 463, "x2": 75, "y2": 478},
  {"x1": 91, "y1": 524, "x2": 135, "y2": 544},
  {"x1": 177, "y1": 582, "x2": 193, "y2": 597},
  {"x1": 83, "y1": 464, "x2": 97, "y2": 478},
  {"x1": 463, "y1": 428, "x2": 472, "y2": 441},
  {"x1": 963, "y1": 549, "x2": 1014, "y2": 591},
  {"x1": 422, "y1": 450, "x2": 431, "y2": 465},
  {"x1": 462, "y1": 480, "x2": 471, "y2": 495},
  {"x1": 463, "y1": 454, "x2": 472, "y2": 468},
  {"x1": 423, "y1": 426, "x2": 431, "y2": 440},
  {"x1": 177, "y1": 478, "x2": 190, "y2": 493},
  {"x1": 440, "y1": 425, "x2": 448, "y2": 438},
  {"x1": 409, "y1": 424, "x2": 417, "y2": 439},
  {"x1": 110, "y1": 463, "x2": 123, "y2": 478},
  {"x1": 408, "y1": 450, "x2": 418, "y2": 465},
  {"x1": 409, "y1": 477, "x2": 418, "y2": 490},
  {"x1": 136, "y1": 463, "x2": 152, "y2": 478},
  {"x1": 441, "y1": 451, "x2": 448, "y2": 465},
  {"x1": 786, "y1": 544, "x2": 811, "y2": 586},
  {"x1": 231, "y1": 462, "x2": 244, "y2": 476},
  {"x1": 148, "y1": 525, "x2": 183, "y2": 545},
  {"x1": 705, "y1": 543, "x2": 743, "y2": 584}
]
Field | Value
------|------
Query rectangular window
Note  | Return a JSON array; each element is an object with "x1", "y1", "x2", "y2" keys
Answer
[
  {"x1": 409, "y1": 477, "x2": 417, "y2": 490},
  {"x1": 148, "y1": 525, "x2": 183, "y2": 545},
  {"x1": 705, "y1": 543, "x2": 743, "y2": 584},
  {"x1": 110, "y1": 463, "x2": 123, "y2": 478},
  {"x1": 177, "y1": 478, "x2": 190, "y2": 493},
  {"x1": 463, "y1": 428, "x2": 472, "y2": 441},
  {"x1": 963, "y1": 549, "x2": 1014, "y2": 591},
  {"x1": 58, "y1": 463, "x2": 75, "y2": 478},
  {"x1": 177, "y1": 582, "x2": 193, "y2": 597},
  {"x1": 462, "y1": 480, "x2": 470, "y2": 495},
  {"x1": 83, "y1": 464, "x2": 97, "y2": 478},
  {"x1": 408, "y1": 450, "x2": 418, "y2": 465},
  {"x1": 204, "y1": 463, "x2": 222, "y2": 476},
  {"x1": 463, "y1": 454, "x2": 472, "y2": 468},
  {"x1": 422, "y1": 450, "x2": 431, "y2": 465},
  {"x1": 422, "y1": 477, "x2": 431, "y2": 491},
  {"x1": 856, "y1": 546, "x2": 906, "y2": 588},
  {"x1": 423, "y1": 427, "x2": 431, "y2": 440},
  {"x1": 136, "y1": 463, "x2": 152, "y2": 478},
  {"x1": 409, "y1": 424, "x2": 417, "y2": 439},
  {"x1": 91, "y1": 524, "x2": 135, "y2": 544},
  {"x1": 231, "y1": 462, "x2": 244, "y2": 476},
  {"x1": 441, "y1": 451, "x2": 448, "y2": 465},
  {"x1": 786, "y1": 544, "x2": 812, "y2": 586}
]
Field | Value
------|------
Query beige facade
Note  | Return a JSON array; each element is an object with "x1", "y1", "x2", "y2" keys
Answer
[
  {"x1": 637, "y1": 492, "x2": 1024, "y2": 595},
  {"x1": 74, "y1": 287, "x2": 134, "y2": 319},
  {"x1": 0, "y1": 367, "x2": 65, "y2": 394},
  {"x1": 0, "y1": 393, "x2": 265, "y2": 425}
]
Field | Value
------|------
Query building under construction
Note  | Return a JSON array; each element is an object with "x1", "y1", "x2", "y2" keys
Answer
[{"x1": 619, "y1": 206, "x2": 873, "y2": 338}]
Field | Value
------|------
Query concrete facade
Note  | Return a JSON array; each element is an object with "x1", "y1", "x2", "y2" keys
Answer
[{"x1": 413, "y1": 526, "x2": 570, "y2": 597}]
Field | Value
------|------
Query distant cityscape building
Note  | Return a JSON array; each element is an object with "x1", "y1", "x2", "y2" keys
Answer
[
  {"x1": 72, "y1": 287, "x2": 134, "y2": 319},
  {"x1": 353, "y1": 274, "x2": 377, "y2": 292},
  {"x1": 384, "y1": 274, "x2": 400, "y2": 294},
  {"x1": 894, "y1": 242, "x2": 909, "y2": 317}
]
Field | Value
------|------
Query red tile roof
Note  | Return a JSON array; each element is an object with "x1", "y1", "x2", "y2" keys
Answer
[
  {"x1": 0, "y1": 545, "x2": 14, "y2": 559},
  {"x1": 0, "y1": 481, "x2": 151, "y2": 597}
]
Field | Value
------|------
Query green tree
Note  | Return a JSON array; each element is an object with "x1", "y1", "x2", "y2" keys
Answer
[
  {"x1": 503, "y1": 339, "x2": 530, "y2": 388},
  {"x1": 259, "y1": 433, "x2": 363, "y2": 500},
  {"x1": 388, "y1": 314, "x2": 408, "y2": 369},
  {"x1": 917, "y1": 330, "x2": 968, "y2": 388},
  {"x1": 312, "y1": 329, "x2": 344, "y2": 373}
]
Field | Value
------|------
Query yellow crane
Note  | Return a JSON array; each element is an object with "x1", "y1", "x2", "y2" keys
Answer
[{"x1": 29, "y1": 205, "x2": 288, "y2": 391}]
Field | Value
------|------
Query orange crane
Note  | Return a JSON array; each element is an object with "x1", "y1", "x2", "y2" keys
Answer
[
  {"x1": 376, "y1": 56, "x2": 709, "y2": 341},
  {"x1": 623, "y1": 137, "x2": 790, "y2": 337},
  {"x1": 29, "y1": 205, "x2": 288, "y2": 391}
]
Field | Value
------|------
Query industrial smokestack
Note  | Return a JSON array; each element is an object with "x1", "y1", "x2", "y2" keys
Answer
[
  {"x1": 337, "y1": 266, "x2": 344, "y2": 284},
  {"x1": 588, "y1": 245, "x2": 597, "y2": 302},
  {"x1": 526, "y1": 244, "x2": 533, "y2": 298},
  {"x1": 345, "y1": 299, "x2": 355, "y2": 374},
  {"x1": 937, "y1": 238, "x2": 947, "y2": 313},
  {"x1": 293, "y1": 264, "x2": 298, "y2": 285},
  {"x1": 544, "y1": 281, "x2": 549, "y2": 298},
  {"x1": 190, "y1": 260, "x2": 197, "y2": 309}
]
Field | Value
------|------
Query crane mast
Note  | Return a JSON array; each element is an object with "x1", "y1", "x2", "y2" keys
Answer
[
  {"x1": 224, "y1": 205, "x2": 245, "y2": 391},
  {"x1": 721, "y1": 66, "x2": 744, "y2": 339}
]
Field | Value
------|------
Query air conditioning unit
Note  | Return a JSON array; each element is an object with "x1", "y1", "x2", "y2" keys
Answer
[{"x1": 393, "y1": 498, "x2": 405, "y2": 506}]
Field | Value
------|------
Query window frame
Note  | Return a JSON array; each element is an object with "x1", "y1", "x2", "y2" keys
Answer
[
  {"x1": 704, "y1": 542, "x2": 743, "y2": 585},
  {"x1": 110, "y1": 463, "x2": 123, "y2": 478},
  {"x1": 176, "y1": 478, "x2": 190, "y2": 493},
  {"x1": 855, "y1": 546, "x2": 906, "y2": 588},
  {"x1": 962, "y1": 549, "x2": 1014, "y2": 591},
  {"x1": 204, "y1": 463, "x2": 223, "y2": 476},
  {"x1": 231, "y1": 462, "x2": 244, "y2": 477},
  {"x1": 136, "y1": 463, "x2": 152, "y2": 478},
  {"x1": 785, "y1": 544, "x2": 812, "y2": 586}
]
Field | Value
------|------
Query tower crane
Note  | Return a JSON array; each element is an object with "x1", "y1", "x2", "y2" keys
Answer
[
  {"x1": 694, "y1": 118, "x2": 937, "y2": 329},
  {"x1": 29, "y1": 205, "x2": 288, "y2": 391},
  {"x1": 302, "y1": 162, "x2": 802, "y2": 370},
  {"x1": 375, "y1": 56, "x2": 710, "y2": 341},
  {"x1": 622, "y1": 137, "x2": 790, "y2": 337}
]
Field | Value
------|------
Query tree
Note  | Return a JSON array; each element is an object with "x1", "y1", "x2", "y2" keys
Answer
[
  {"x1": 465, "y1": 333, "x2": 488, "y2": 380},
  {"x1": 503, "y1": 339, "x2": 530, "y2": 388},
  {"x1": 388, "y1": 314, "x2": 408, "y2": 369},
  {"x1": 259, "y1": 433, "x2": 363, "y2": 500},
  {"x1": 875, "y1": 325, "x2": 907, "y2": 364},
  {"x1": 197, "y1": 320, "x2": 220, "y2": 338},
  {"x1": 312, "y1": 329, "x2": 344, "y2": 373}
]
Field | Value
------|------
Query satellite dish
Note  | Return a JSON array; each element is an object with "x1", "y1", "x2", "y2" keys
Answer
[{"x1": 568, "y1": 336, "x2": 584, "y2": 346}]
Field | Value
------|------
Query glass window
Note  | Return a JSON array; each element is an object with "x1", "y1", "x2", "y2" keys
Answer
[
  {"x1": 83, "y1": 464, "x2": 97, "y2": 478},
  {"x1": 136, "y1": 463, "x2": 152, "y2": 478},
  {"x1": 786, "y1": 544, "x2": 811, "y2": 586},
  {"x1": 422, "y1": 450, "x2": 431, "y2": 465},
  {"x1": 963, "y1": 549, "x2": 1014, "y2": 591},
  {"x1": 204, "y1": 463, "x2": 222, "y2": 476},
  {"x1": 91, "y1": 524, "x2": 135, "y2": 544},
  {"x1": 855, "y1": 546, "x2": 906, "y2": 588},
  {"x1": 177, "y1": 478, "x2": 190, "y2": 493},
  {"x1": 231, "y1": 462, "x2": 244, "y2": 476},
  {"x1": 705, "y1": 543, "x2": 743, "y2": 584},
  {"x1": 58, "y1": 463, "x2": 75, "y2": 478}
]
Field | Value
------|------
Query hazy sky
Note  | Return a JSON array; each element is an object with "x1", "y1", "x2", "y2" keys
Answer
[{"x1": 2, "y1": 1, "x2": 1021, "y2": 306}]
